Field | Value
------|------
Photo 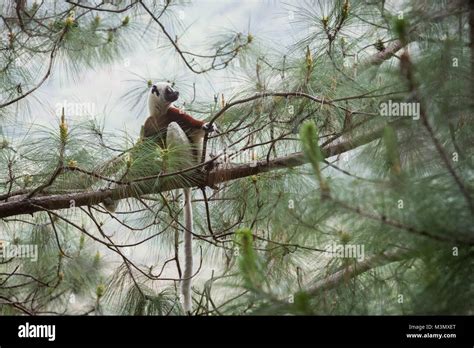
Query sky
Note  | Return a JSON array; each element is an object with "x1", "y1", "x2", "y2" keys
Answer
[{"x1": 32, "y1": 0, "x2": 304, "y2": 138}]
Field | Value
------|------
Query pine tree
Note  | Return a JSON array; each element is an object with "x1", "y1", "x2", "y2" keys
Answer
[{"x1": 0, "y1": 0, "x2": 472, "y2": 315}]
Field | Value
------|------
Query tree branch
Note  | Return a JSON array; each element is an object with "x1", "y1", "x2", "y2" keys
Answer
[
  {"x1": 358, "y1": 39, "x2": 403, "y2": 68},
  {"x1": 0, "y1": 122, "x2": 389, "y2": 219},
  {"x1": 307, "y1": 248, "x2": 414, "y2": 295}
]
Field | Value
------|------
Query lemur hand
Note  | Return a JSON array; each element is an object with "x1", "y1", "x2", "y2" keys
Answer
[{"x1": 202, "y1": 122, "x2": 218, "y2": 133}]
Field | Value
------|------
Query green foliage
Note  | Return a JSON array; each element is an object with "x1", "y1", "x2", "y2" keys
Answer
[
  {"x1": 121, "y1": 285, "x2": 181, "y2": 316},
  {"x1": 300, "y1": 120, "x2": 329, "y2": 196},
  {"x1": 235, "y1": 228, "x2": 265, "y2": 290},
  {"x1": 0, "y1": 0, "x2": 473, "y2": 316},
  {"x1": 393, "y1": 18, "x2": 408, "y2": 45},
  {"x1": 382, "y1": 125, "x2": 402, "y2": 176}
]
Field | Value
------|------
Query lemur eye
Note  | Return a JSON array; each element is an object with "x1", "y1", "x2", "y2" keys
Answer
[{"x1": 151, "y1": 85, "x2": 159, "y2": 96}]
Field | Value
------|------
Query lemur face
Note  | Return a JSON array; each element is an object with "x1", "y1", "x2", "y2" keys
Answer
[
  {"x1": 148, "y1": 82, "x2": 179, "y2": 116},
  {"x1": 151, "y1": 82, "x2": 179, "y2": 103}
]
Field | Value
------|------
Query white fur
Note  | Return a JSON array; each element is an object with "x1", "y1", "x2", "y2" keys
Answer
[
  {"x1": 166, "y1": 122, "x2": 188, "y2": 147},
  {"x1": 166, "y1": 122, "x2": 193, "y2": 314},
  {"x1": 182, "y1": 187, "x2": 193, "y2": 314},
  {"x1": 153, "y1": 85, "x2": 195, "y2": 314},
  {"x1": 166, "y1": 121, "x2": 194, "y2": 314},
  {"x1": 148, "y1": 82, "x2": 174, "y2": 117}
]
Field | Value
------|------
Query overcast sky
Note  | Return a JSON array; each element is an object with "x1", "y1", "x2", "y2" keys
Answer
[{"x1": 32, "y1": 0, "x2": 303, "y2": 138}]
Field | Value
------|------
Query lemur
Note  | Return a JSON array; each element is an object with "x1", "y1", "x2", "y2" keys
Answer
[
  {"x1": 144, "y1": 83, "x2": 215, "y2": 157},
  {"x1": 104, "y1": 82, "x2": 216, "y2": 314},
  {"x1": 148, "y1": 83, "x2": 217, "y2": 314}
]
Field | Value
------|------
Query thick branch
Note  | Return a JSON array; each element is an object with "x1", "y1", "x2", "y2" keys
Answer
[{"x1": 0, "y1": 124, "x2": 388, "y2": 219}]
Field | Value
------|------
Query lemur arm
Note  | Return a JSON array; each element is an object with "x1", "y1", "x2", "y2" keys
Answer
[
  {"x1": 167, "y1": 107, "x2": 205, "y2": 129},
  {"x1": 143, "y1": 107, "x2": 206, "y2": 140}
]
